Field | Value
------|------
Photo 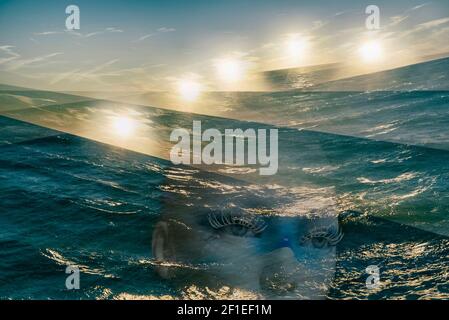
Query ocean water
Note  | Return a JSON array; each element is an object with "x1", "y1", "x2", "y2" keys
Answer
[
  {"x1": 0, "y1": 114, "x2": 448, "y2": 299},
  {"x1": 1, "y1": 57, "x2": 449, "y2": 299}
]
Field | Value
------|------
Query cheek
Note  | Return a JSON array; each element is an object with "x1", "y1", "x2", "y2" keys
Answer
[{"x1": 300, "y1": 247, "x2": 337, "y2": 278}]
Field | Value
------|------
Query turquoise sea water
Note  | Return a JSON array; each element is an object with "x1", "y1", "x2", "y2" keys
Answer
[{"x1": 1, "y1": 58, "x2": 449, "y2": 299}]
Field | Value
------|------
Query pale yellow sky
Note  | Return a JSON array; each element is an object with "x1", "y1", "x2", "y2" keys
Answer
[{"x1": 1, "y1": 1, "x2": 448, "y2": 92}]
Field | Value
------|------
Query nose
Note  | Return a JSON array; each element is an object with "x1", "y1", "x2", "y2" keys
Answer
[
  {"x1": 259, "y1": 247, "x2": 301, "y2": 294},
  {"x1": 277, "y1": 237, "x2": 292, "y2": 249}
]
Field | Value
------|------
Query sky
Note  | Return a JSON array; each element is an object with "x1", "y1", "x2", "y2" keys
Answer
[{"x1": 0, "y1": 0, "x2": 449, "y2": 92}]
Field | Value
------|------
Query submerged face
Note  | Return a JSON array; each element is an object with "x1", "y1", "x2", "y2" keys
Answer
[{"x1": 152, "y1": 189, "x2": 342, "y2": 299}]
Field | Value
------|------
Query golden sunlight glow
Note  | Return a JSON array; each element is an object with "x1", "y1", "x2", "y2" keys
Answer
[
  {"x1": 112, "y1": 116, "x2": 136, "y2": 137},
  {"x1": 286, "y1": 35, "x2": 308, "y2": 60},
  {"x1": 359, "y1": 41, "x2": 383, "y2": 63},
  {"x1": 215, "y1": 58, "x2": 244, "y2": 82},
  {"x1": 177, "y1": 79, "x2": 201, "y2": 102}
]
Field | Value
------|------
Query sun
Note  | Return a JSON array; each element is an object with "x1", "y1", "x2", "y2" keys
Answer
[
  {"x1": 286, "y1": 35, "x2": 308, "y2": 60},
  {"x1": 359, "y1": 41, "x2": 383, "y2": 62},
  {"x1": 178, "y1": 79, "x2": 201, "y2": 102},
  {"x1": 215, "y1": 58, "x2": 244, "y2": 82},
  {"x1": 112, "y1": 116, "x2": 136, "y2": 138}
]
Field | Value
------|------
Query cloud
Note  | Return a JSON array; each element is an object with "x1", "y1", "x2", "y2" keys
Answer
[
  {"x1": 0, "y1": 56, "x2": 18, "y2": 65},
  {"x1": 83, "y1": 31, "x2": 103, "y2": 38},
  {"x1": 157, "y1": 27, "x2": 176, "y2": 33},
  {"x1": 34, "y1": 31, "x2": 63, "y2": 36},
  {"x1": 53, "y1": 59, "x2": 120, "y2": 84},
  {"x1": 7, "y1": 52, "x2": 63, "y2": 70},
  {"x1": 134, "y1": 27, "x2": 176, "y2": 42},
  {"x1": 105, "y1": 27, "x2": 124, "y2": 33},
  {"x1": 135, "y1": 33, "x2": 154, "y2": 42},
  {"x1": 418, "y1": 17, "x2": 449, "y2": 29},
  {"x1": 0, "y1": 45, "x2": 20, "y2": 57},
  {"x1": 50, "y1": 68, "x2": 82, "y2": 85},
  {"x1": 390, "y1": 14, "x2": 449, "y2": 54},
  {"x1": 33, "y1": 27, "x2": 124, "y2": 39},
  {"x1": 0, "y1": 45, "x2": 21, "y2": 65},
  {"x1": 388, "y1": 15, "x2": 409, "y2": 27},
  {"x1": 386, "y1": 3, "x2": 432, "y2": 28},
  {"x1": 312, "y1": 20, "x2": 329, "y2": 30},
  {"x1": 411, "y1": 3, "x2": 430, "y2": 11}
]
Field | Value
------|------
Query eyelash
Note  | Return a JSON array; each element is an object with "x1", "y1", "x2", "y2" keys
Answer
[
  {"x1": 207, "y1": 211, "x2": 267, "y2": 235},
  {"x1": 300, "y1": 227, "x2": 344, "y2": 247}
]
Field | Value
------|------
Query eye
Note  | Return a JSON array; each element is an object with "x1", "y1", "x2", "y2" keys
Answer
[
  {"x1": 208, "y1": 211, "x2": 267, "y2": 237},
  {"x1": 300, "y1": 227, "x2": 343, "y2": 248}
]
